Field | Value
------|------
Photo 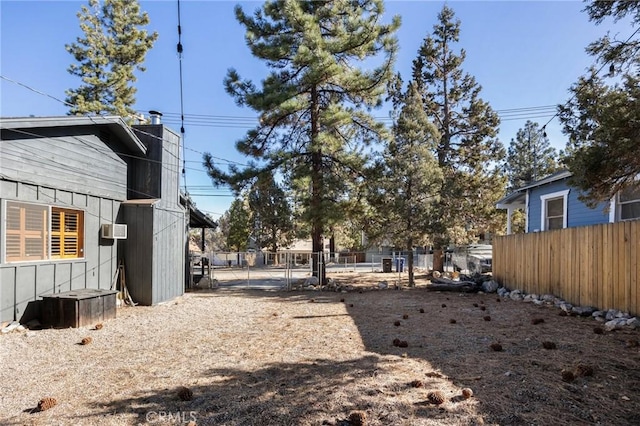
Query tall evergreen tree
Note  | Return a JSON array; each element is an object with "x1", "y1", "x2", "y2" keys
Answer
[
  {"x1": 370, "y1": 79, "x2": 442, "y2": 286},
  {"x1": 506, "y1": 120, "x2": 560, "y2": 190},
  {"x1": 248, "y1": 173, "x2": 295, "y2": 259},
  {"x1": 411, "y1": 5, "x2": 506, "y2": 270},
  {"x1": 66, "y1": 0, "x2": 157, "y2": 117},
  {"x1": 226, "y1": 198, "x2": 251, "y2": 254},
  {"x1": 558, "y1": 1, "x2": 640, "y2": 205},
  {"x1": 204, "y1": 0, "x2": 400, "y2": 281}
]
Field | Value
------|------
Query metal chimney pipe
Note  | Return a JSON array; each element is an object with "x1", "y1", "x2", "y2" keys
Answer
[{"x1": 149, "y1": 110, "x2": 163, "y2": 125}]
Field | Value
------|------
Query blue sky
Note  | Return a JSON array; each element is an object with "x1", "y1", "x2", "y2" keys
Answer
[{"x1": 0, "y1": 1, "x2": 634, "y2": 220}]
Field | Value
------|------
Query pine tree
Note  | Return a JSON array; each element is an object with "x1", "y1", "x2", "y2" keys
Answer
[
  {"x1": 248, "y1": 173, "x2": 294, "y2": 259},
  {"x1": 411, "y1": 5, "x2": 506, "y2": 270},
  {"x1": 506, "y1": 120, "x2": 560, "y2": 190},
  {"x1": 370, "y1": 79, "x2": 442, "y2": 286},
  {"x1": 66, "y1": 0, "x2": 157, "y2": 117},
  {"x1": 204, "y1": 0, "x2": 400, "y2": 281},
  {"x1": 558, "y1": 1, "x2": 640, "y2": 205},
  {"x1": 226, "y1": 198, "x2": 251, "y2": 254}
]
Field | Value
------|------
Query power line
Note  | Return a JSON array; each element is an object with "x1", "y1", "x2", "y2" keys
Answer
[
  {"x1": 539, "y1": 25, "x2": 640, "y2": 136},
  {"x1": 176, "y1": 0, "x2": 188, "y2": 194}
]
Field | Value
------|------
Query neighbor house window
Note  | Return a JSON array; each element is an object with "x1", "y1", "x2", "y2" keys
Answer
[
  {"x1": 618, "y1": 185, "x2": 640, "y2": 221},
  {"x1": 3, "y1": 201, "x2": 84, "y2": 263},
  {"x1": 540, "y1": 190, "x2": 569, "y2": 231}
]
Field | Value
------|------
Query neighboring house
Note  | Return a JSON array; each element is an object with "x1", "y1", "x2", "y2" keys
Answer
[
  {"x1": 0, "y1": 114, "x2": 211, "y2": 323},
  {"x1": 496, "y1": 170, "x2": 640, "y2": 234}
]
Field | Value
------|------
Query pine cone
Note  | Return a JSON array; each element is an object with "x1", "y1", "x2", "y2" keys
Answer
[
  {"x1": 483, "y1": 316, "x2": 491, "y2": 321},
  {"x1": 348, "y1": 410, "x2": 367, "y2": 426},
  {"x1": 489, "y1": 343, "x2": 502, "y2": 352},
  {"x1": 80, "y1": 337, "x2": 92, "y2": 345},
  {"x1": 94, "y1": 323, "x2": 103, "y2": 330},
  {"x1": 410, "y1": 380, "x2": 424, "y2": 388},
  {"x1": 397, "y1": 340, "x2": 408, "y2": 348},
  {"x1": 177, "y1": 386, "x2": 193, "y2": 401},
  {"x1": 531, "y1": 318, "x2": 544, "y2": 325},
  {"x1": 450, "y1": 319, "x2": 457, "y2": 324},
  {"x1": 542, "y1": 341, "x2": 557, "y2": 350},
  {"x1": 561, "y1": 369, "x2": 575, "y2": 382},
  {"x1": 575, "y1": 364, "x2": 594, "y2": 377},
  {"x1": 37, "y1": 397, "x2": 57, "y2": 412},
  {"x1": 462, "y1": 388, "x2": 473, "y2": 399},
  {"x1": 427, "y1": 390, "x2": 445, "y2": 405}
]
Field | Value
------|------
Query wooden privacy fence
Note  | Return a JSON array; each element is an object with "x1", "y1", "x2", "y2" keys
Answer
[{"x1": 493, "y1": 220, "x2": 639, "y2": 316}]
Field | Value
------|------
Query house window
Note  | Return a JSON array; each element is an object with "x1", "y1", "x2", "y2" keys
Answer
[
  {"x1": 3, "y1": 201, "x2": 84, "y2": 263},
  {"x1": 540, "y1": 190, "x2": 569, "y2": 231},
  {"x1": 51, "y1": 208, "x2": 84, "y2": 259},
  {"x1": 5, "y1": 202, "x2": 48, "y2": 262},
  {"x1": 618, "y1": 185, "x2": 640, "y2": 221}
]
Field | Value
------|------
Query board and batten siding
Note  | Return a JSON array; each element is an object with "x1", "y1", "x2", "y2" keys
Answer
[
  {"x1": 0, "y1": 180, "x2": 120, "y2": 322},
  {"x1": 121, "y1": 124, "x2": 186, "y2": 306},
  {"x1": 121, "y1": 202, "x2": 186, "y2": 305},
  {"x1": 528, "y1": 179, "x2": 610, "y2": 232}
]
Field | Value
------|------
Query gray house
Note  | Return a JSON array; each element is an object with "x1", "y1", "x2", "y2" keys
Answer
[{"x1": 0, "y1": 115, "x2": 203, "y2": 323}]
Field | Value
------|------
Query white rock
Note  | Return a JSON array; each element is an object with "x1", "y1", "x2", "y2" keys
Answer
[
  {"x1": 560, "y1": 303, "x2": 573, "y2": 313},
  {"x1": 626, "y1": 318, "x2": 640, "y2": 329},
  {"x1": 604, "y1": 319, "x2": 625, "y2": 332},
  {"x1": 481, "y1": 280, "x2": 499, "y2": 293},
  {"x1": 541, "y1": 294, "x2": 556, "y2": 302},
  {"x1": 304, "y1": 276, "x2": 319, "y2": 286},
  {"x1": 606, "y1": 310, "x2": 619, "y2": 321},
  {"x1": 1, "y1": 321, "x2": 20, "y2": 334},
  {"x1": 378, "y1": 281, "x2": 389, "y2": 289}
]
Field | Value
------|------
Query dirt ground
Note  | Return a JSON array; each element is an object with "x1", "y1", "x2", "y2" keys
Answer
[{"x1": 1, "y1": 272, "x2": 639, "y2": 426}]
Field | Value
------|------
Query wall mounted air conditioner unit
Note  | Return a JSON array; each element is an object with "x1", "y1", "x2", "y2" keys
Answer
[{"x1": 101, "y1": 224, "x2": 128, "y2": 239}]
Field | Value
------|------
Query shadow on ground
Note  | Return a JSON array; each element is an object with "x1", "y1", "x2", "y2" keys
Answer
[
  {"x1": 74, "y1": 356, "x2": 477, "y2": 426},
  {"x1": 191, "y1": 284, "x2": 640, "y2": 425}
]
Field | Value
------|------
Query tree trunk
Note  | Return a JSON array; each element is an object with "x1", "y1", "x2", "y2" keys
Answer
[
  {"x1": 272, "y1": 243, "x2": 279, "y2": 266},
  {"x1": 407, "y1": 237, "x2": 414, "y2": 287},
  {"x1": 433, "y1": 248, "x2": 444, "y2": 272},
  {"x1": 329, "y1": 229, "x2": 336, "y2": 263},
  {"x1": 310, "y1": 85, "x2": 326, "y2": 283},
  {"x1": 428, "y1": 276, "x2": 480, "y2": 293}
]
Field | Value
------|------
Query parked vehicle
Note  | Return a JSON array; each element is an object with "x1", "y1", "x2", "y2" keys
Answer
[{"x1": 452, "y1": 244, "x2": 493, "y2": 274}]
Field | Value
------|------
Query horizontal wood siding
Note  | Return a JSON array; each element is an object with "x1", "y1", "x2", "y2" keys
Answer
[
  {"x1": 494, "y1": 220, "x2": 640, "y2": 316},
  {"x1": 1, "y1": 128, "x2": 128, "y2": 201},
  {"x1": 567, "y1": 191, "x2": 609, "y2": 228},
  {"x1": 528, "y1": 179, "x2": 609, "y2": 231}
]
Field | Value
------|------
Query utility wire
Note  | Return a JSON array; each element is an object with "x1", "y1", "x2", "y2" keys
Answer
[
  {"x1": 539, "y1": 25, "x2": 640, "y2": 137},
  {"x1": 177, "y1": 0, "x2": 188, "y2": 194}
]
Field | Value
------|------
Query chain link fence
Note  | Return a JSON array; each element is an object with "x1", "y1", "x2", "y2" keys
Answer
[{"x1": 193, "y1": 247, "x2": 491, "y2": 289}]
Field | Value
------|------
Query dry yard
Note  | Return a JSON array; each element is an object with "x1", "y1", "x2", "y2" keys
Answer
[{"x1": 1, "y1": 272, "x2": 640, "y2": 426}]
